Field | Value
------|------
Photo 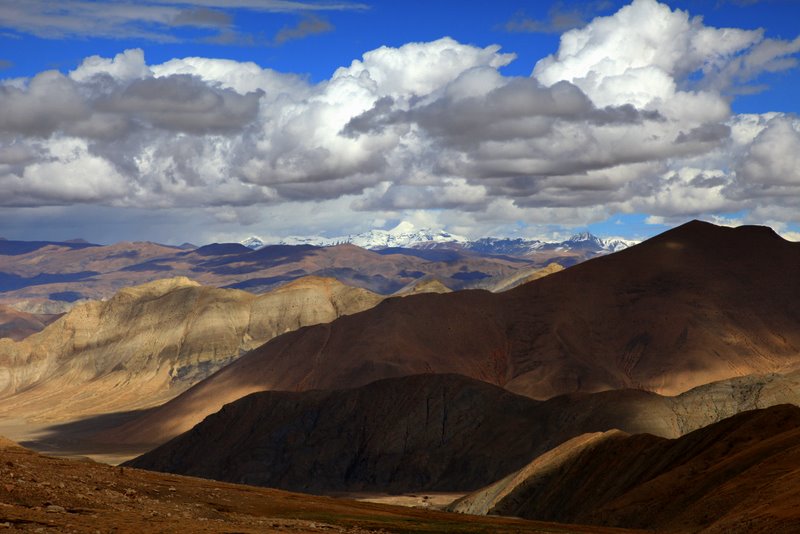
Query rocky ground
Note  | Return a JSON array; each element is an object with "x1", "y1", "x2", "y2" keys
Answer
[{"x1": 0, "y1": 438, "x2": 637, "y2": 533}]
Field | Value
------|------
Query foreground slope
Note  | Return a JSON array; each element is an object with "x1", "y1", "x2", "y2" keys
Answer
[
  {"x1": 451, "y1": 404, "x2": 800, "y2": 533},
  {"x1": 0, "y1": 276, "x2": 381, "y2": 421},
  {"x1": 108, "y1": 221, "x2": 800, "y2": 444},
  {"x1": 0, "y1": 438, "x2": 629, "y2": 534}
]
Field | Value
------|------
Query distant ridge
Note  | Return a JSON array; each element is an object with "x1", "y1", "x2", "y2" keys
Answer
[
  {"x1": 241, "y1": 220, "x2": 637, "y2": 257},
  {"x1": 0, "y1": 239, "x2": 100, "y2": 256}
]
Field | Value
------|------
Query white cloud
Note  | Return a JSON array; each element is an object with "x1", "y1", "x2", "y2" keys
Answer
[
  {"x1": 1, "y1": 1, "x2": 800, "y2": 240},
  {"x1": 70, "y1": 49, "x2": 152, "y2": 83},
  {"x1": 734, "y1": 115, "x2": 800, "y2": 188},
  {"x1": 532, "y1": 0, "x2": 761, "y2": 109}
]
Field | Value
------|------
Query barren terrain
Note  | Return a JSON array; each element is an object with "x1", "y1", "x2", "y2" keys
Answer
[
  {"x1": 99, "y1": 221, "x2": 800, "y2": 446},
  {"x1": 0, "y1": 438, "x2": 635, "y2": 533}
]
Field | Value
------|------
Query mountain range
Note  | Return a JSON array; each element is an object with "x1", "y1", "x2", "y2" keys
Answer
[
  {"x1": 89, "y1": 221, "x2": 800, "y2": 454},
  {"x1": 4, "y1": 219, "x2": 800, "y2": 532},
  {"x1": 241, "y1": 221, "x2": 637, "y2": 256},
  {"x1": 0, "y1": 237, "x2": 551, "y2": 310}
]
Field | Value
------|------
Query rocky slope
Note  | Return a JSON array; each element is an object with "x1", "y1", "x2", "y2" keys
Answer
[
  {"x1": 126, "y1": 375, "x2": 545, "y2": 493},
  {"x1": 0, "y1": 276, "x2": 382, "y2": 422},
  {"x1": 104, "y1": 221, "x2": 800, "y2": 445},
  {"x1": 0, "y1": 437, "x2": 613, "y2": 534},
  {"x1": 122, "y1": 370, "x2": 800, "y2": 492},
  {"x1": 450, "y1": 404, "x2": 800, "y2": 533}
]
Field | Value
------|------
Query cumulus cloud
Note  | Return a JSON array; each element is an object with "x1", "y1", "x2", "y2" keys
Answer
[
  {"x1": 732, "y1": 115, "x2": 800, "y2": 192},
  {"x1": 97, "y1": 75, "x2": 263, "y2": 134},
  {"x1": 1, "y1": 0, "x2": 800, "y2": 237}
]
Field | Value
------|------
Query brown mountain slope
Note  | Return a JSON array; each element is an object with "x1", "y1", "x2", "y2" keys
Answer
[
  {"x1": 450, "y1": 404, "x2": 800, "y2": 533},
  {"x1": 0, "y1": 438, "x2": 631, "y2": 534},
  {"x1": 121, "y1": 371, "x2": 800, "y2": 493},
  {"x1": 0, "y1": 276, "x2": 382, "y2": 422},
  {"x1": 126, "y1": 374, "x2": 545, "y2": 493},
  {"x1": 0, "y1": 304, "x2": 60, "y2": 340},
  {"x1": 106, "y1": 221, "x2": 800, "y2": 445}
]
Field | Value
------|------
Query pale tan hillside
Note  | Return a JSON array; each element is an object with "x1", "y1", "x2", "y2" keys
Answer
[
  {"x1": 0, "y1": 276, "x2": 382, "y2": 422},
  {"x1": 392, "y1": 277, "x2": 453, "y2": 296},
  {"x1": 450, "y1": 431, "x2": 629, "y2": 516},
  {"x1": 474, "y1": 262, "x2": 564, "y2": 292}
]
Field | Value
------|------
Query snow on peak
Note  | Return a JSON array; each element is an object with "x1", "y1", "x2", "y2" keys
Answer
[
  {"x1": 602, "y1": 237, "x2": 638, "y2": 252},
  {"x1": 566, "y1": 232, "x2": 603, "y2": 244},
  {"x1": 240, "y1": 236, "x2": 265, "y2": 250},
  {"x1": 244, "y1": 223, "x2": 638, "y2": 255},
  {"x1": 389, "y1": 221, "x2": 417, "y2": 234},
  {"x1": 345, "y1": 222, "x2": 469, "y2": 249}
]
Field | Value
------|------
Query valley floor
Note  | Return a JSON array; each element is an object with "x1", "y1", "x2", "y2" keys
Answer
[{"x1": 0, "y1": 415, "x2": 147, "y2": 465}]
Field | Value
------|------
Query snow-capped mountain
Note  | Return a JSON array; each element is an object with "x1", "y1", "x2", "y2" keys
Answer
[
  {"x1": 258, "y1": 222, "x2": 468, "y2": 249},
  {"x1": 240, "y1": 236, "x2": 265, "y2": 250},
  {"x1": 345, "y1": 221, "x2": 469, "y2": 249},
  {"x1": 560, "y1": 232, "x2": 607, "y2": 251},
  {"x1": 240, "y1": 222, "x2": 638, "y2": 257},
  {"x1": 602, "y1": 237, "x2": 640, "y2": 252},
  {"x1": 466, "y1": 232, "x2": 636, "y2": 256},
  {"x1": 467, "y1": 237, "x2": 547, "y2": 257}
]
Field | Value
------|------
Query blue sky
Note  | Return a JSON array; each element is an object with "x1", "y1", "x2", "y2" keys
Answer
[{"x1": 1, "y1": 0, "x2": 799, "y2": 244}]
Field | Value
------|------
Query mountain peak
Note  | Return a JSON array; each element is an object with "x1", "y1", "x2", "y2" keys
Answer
[
  {"x1": 567, "y1": 232, "x2": 601, "y2": 243},
  {"x1": 240, "y1": 236, "x2": 265, "y2": 250},
  {"x1": 654, "y1": 219, "x2": 785, "y2": 248},
  {"x1": 389, "y1": 221, "x2": 417, "y2": 234}
]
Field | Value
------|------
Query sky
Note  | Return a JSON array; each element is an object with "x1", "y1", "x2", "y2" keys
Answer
[{"x1": 1, "y1": 0, "x2": 800, "y2": 245}]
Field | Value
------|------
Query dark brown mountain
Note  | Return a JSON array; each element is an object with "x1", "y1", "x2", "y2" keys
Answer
[
  {"x1": 105, "y1": 221, "x2": 800, "y2": 445},
  {"x1": 126, "y1": 374, "x2": 544, "y2": 493},
  {"x1": 450, "y1": 404, "x2": 800, "y2": 533},
  {"x1": 123, "y1": 370, "x2": 800, "y2": 494}
]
